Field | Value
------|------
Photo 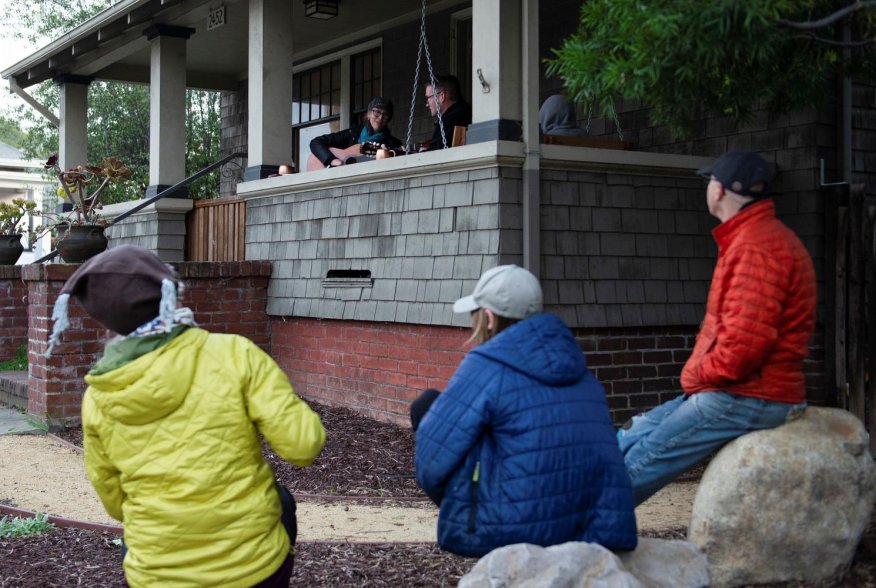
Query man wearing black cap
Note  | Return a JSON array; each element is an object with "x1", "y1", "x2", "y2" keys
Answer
[
  {"x1": 308, "y1": 96, "x2": 402, "y2": 169},
  {"x1": 617, "y1": 150, "x2": 816, "y2": 506}
]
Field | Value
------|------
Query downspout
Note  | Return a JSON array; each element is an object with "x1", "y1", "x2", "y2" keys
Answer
[
  {"x1": 8, "y1": 77, "x2": 59, "y2": 128},
  {"x1": 521, "y1": 0, "x2": 540, "y2": 276},
  {"x1": 840, "y1": 23, "x2": 852, "y2": 183}
]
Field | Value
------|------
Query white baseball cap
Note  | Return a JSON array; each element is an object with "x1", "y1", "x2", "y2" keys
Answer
[{"x1": 453, "y1": 265, "x2": 543, "y2": 320}]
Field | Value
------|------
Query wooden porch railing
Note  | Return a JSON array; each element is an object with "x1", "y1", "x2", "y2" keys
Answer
[{"x1": 186, "y1": 197, "x2": 246, "y2": 261}]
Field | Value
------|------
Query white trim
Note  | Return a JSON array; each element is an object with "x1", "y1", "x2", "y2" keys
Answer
[
  {"x1": 292, "y1": 38, "x2": 382, "y2": 75},
  {"x1": 238, "y1": 141, "x2": 526, "y2": 200},
  {"x1": 238, "y1": 141, "x2": 716, "y2": 201},
  {"x1": 101, "y1": 196, "x2": 193, "y2": 220}
]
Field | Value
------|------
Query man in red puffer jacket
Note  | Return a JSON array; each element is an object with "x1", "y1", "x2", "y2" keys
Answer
[{"x1": 617, "y1": 150, "x2": 816, "y2": 506}]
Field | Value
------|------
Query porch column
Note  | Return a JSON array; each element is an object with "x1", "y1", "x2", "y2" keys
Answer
[
  {"x1": 244, "y1": 0, "x2": 293, "y2": 181},
  {"x1": 467, "y1": 0, "x2": 523, "y2": 144},
  {"x1": 145, "y1": 25, "x2": 194, "y2": 199},
  {"x1": 56, "y1": 76, "x2": 90, "y2": 171}
]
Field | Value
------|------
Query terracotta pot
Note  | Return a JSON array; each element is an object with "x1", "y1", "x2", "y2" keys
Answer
[
  {"x1": 56, "y1": 225, "x2": 108, "y2": 263},
  {"x1": 0, "y1": 234, "x2": 24, "y2": 265}
]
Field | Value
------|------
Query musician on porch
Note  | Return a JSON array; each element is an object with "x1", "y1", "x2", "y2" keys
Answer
[
  {"x1": 308, "y1": 97, "x2": 402, "y2": 169},
  {"x1": 422, "y1": 74, "x2": 472, "y2": 151}
]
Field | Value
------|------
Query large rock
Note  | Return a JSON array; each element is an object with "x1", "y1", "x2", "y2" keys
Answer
[
  {"x1": 457, "y1": 540, "x2": 709, "y2": 588},
  {"x1": 689, "y1": 406, "x2": 876, "y2": 587},
  {"x1": 457, "y1": 542, "x2": 643, "y2": 588},
  {"x1": 617, "y1": 538, "x2": 709, "y2": 588}
]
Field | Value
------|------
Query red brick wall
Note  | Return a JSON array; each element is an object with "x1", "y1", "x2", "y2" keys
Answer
[
  {"x1": 272, "y1": 318, "x2": 828, "y2": 428},
  {"x1": 0, "y1": 266, "x2": 27, "y2": 362},
  {"x1": 23, "y1": 264, "x2": 107, "y2": 423},
  {"x1": 21, "y1": 261, "x2": 272, "y2": 426},
  {"x1": 272, "y1": 318, "x2": 467, "y2": 426},
  {"x1": 176, "y1": 261, "x2": 272, "y2": 351}
]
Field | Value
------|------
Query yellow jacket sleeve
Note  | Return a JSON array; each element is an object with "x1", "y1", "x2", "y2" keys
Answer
[
  {"x1": 82, "y1": 391, "x2": 125, "y2": 521},
  {"x1": 242, "y1": 340, "x2": 326, "y2": 466}
]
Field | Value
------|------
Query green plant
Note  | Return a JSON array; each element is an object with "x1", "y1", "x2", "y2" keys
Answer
[
  {"x1": 0, "y1": 344, "x2": 27, "y2": 371},
  {"x1": 0, "y1": 513, "x2": 54, "y2": 538},
  {"x1": 43, "y1": 153, "x2": 133, "y2": 227},
  {"x1": 0, "y1": 199, "x2": 40, "y2": 244}
]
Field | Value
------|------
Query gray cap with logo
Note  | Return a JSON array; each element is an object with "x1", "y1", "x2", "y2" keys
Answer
[{"x1": 453, "y1": 264, "x2": 543, "y2": 320}]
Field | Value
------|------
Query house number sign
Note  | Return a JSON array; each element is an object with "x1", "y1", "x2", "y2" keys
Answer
[{"x1": 207, "y1": 6, "x2": 226, "y2": 30}]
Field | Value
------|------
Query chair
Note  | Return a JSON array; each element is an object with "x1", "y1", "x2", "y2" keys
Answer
[{"x1": 451, "y1": 126, "x2": 468, "y2": 147}]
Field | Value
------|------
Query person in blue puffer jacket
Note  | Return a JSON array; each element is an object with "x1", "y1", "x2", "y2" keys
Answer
[{"x1": 413, "y1": 265, "x2": 638, "y2": 557}]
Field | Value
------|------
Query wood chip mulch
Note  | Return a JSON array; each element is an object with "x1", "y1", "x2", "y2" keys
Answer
[{"x1": 24, "y1": 401, "x2": 876, "y2": 587}]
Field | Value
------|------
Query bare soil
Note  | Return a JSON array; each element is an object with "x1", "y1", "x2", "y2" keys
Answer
[{"x1": 4, "y1": 401, "x2": 875, "y2": 586}]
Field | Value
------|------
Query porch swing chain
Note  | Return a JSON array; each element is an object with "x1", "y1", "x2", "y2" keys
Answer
[
  {"x1": 405, "y1": 0, "x2": 447, "y2": 152},
  {"x1": 584, "y1": 100, "x2": 624, "y2": 141}
]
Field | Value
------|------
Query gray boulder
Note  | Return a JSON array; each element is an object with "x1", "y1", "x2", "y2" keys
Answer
[
  {"x1": 617, "y1": 538, "x2": 709, "y2": 588},
  {"x1": 688, "y1": 406, "x2": 876, "y2": 587},
  {"x1": 457, "y1": 542, "x2": 643, "y2": 588},
  {"x1": 457, "y1": 539, "x2": 709, "y2": 588}
]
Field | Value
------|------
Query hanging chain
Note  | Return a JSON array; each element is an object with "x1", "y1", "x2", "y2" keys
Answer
[
  {"x1": 613, "y1": 109, "x2": 624, "y2": 141},
  {"x1": 405, "y1": 0, "x2": 447, "y2": 151},
  {"x1": 585, "y1": 102, "x2": 593, "y2": 135}
]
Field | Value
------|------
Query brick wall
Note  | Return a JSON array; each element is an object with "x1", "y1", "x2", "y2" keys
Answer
[
  {"x1": 176, "y1": 261, "x2": 272, "y2": 351},
  {"x1": 21, "y1": 261, "x2": 272, "y2": 426},
  {"x1": 23, "y1": 264, "x2": 108, "y2": 424},
  {"x1": 271, "y1": 317, "x2": 826, "y2": 427},
  {"x1": 272, "y1": 317, "x2": 466, "y2": 427},
  {"x1": 0, "y1": 266, "x2": 27, "y2": 362}
]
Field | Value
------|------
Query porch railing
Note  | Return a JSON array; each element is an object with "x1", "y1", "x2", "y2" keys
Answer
[
  {"x1": 34, "y1": 152, "x2": 247, "y2": 263},
  {"x1": 186, "y1": 197, "x2": 246, "y2": 261}
]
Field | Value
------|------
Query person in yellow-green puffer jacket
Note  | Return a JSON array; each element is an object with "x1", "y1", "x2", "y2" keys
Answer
[{"x1": 46, "y1": 245, "x2": 326, "y2": 588}]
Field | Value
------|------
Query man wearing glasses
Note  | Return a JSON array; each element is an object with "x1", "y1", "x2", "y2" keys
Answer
[
  {"x1": 309, "y1": 97, "x2": 402, "y2": 169},
  {"x1": 422, "y1": 75, "x2": 472, "y2": 151}
]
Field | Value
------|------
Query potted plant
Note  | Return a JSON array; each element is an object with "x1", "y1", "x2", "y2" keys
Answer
[
  {"x1": 43, "y1": 154, "x2": 133, "y2": 263},
  {"x1": 0, "y1": 198, "x2": 40, "y2": 265}
]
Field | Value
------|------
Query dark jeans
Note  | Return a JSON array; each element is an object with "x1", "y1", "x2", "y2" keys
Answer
[
  {"x1": 120, "y1": 484, "x2": 298, "y2": 587},
  {"x1": 410, "y1": 388, "x2": 440, "y2": 432}
]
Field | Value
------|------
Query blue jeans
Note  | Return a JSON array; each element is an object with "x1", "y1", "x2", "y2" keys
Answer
[{"x1": 617, "y1": 392, "x2": 806, "y2": 506}]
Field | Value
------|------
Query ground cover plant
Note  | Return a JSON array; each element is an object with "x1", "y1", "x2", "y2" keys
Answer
[
  {"x1": 0, "y1": 513, "x2": 53, "y2": 539},
  {"x1": 0, "y1": 345, "x2": 27, "y2": 372},
  {"x1": 25, "y1": 401, "x2": 876, "y2": 586}
]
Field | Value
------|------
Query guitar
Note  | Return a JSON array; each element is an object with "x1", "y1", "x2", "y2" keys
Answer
[{"x1": 305, "y1": 142, "x2": 383, "y2": 172}]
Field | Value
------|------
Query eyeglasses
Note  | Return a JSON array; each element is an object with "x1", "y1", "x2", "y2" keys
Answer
[
  {"x1": 424, "y1": 90, "x2": 442, "y2": 105},
  {"x1": 371, "y1": 109, "x2": 389, "y2": 119}
]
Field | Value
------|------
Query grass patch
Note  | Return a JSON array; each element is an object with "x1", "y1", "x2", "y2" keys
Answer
[
  {"x1": 0, "y1": 513, "x2": 54, "y2": 538},
  {"x1": 0, "y1": 344, "x2": 27, "y2": 371}
]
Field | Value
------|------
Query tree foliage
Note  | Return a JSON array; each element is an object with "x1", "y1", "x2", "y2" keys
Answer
[
  {"x1": 547, "y1": 0, "x2": 876, "y2": 137},
  {"x1": 1, "y1": 0, "x2": 222, "y2": 200}
]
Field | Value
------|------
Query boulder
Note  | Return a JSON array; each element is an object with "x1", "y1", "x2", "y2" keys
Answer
[
  {"x1": 457, "y1": 542, "x2": 643, "y2": 588},
  {"x1": 457, "y1": 539, "x2": 709, "y2": 588},
  {"x1": 617, "y1": 538, "x2": 709, "y2": 588},
  {"x1": 688, "y1": 407, "x2": 876, "y2": 587}
]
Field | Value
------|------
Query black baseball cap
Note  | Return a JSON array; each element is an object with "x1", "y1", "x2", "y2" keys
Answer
[{"x1": 696, "y1": 150, "x2": 771, "y2": 197}]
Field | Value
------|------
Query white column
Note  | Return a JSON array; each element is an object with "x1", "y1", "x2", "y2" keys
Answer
[
  {"x1": 245, "y1": 0, "x2": 294, "y2": 180},
  {"x1": 58, "y1": 78, "x2": 89, "y2": 171},
  {"x1": 146, "y1": 26, "x2": 192, "y2": 198},
  {"x1": 468, "y1": 0, "x2": 523, "y2": 143}
]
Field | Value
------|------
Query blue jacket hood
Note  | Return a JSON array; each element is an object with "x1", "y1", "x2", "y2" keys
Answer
[{"x1": 472, "y1": 313, "x2": 586, "y2": 386}]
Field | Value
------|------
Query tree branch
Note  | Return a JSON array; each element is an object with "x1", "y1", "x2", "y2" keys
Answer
[
  {"x1": 778, "y1": 0, "x2": 876, "y2": 30},
  {"x1": 793, "y1": 33, "x2": 876, "y2": 47}
]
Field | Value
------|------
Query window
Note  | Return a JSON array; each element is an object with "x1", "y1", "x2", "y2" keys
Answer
[
  {"x1": 350, "y1": 47, "x2": 381, "y2": 120},
  {"x1": 292, "y1": 40, "x2": 382, "y2": 169}
]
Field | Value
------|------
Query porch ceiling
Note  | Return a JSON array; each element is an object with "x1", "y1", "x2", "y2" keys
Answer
[{"x1": 2, "y1": 0, "x2": 462, "y2": 92}]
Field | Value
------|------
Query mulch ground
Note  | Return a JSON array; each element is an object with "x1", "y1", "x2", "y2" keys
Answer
[{"x1": 16, "y1": 400, "x2": 876, "y2": 587}]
